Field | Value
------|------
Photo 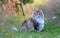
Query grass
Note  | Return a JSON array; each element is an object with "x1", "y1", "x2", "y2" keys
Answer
[
  {"x1": 1, "y1": 22, "x2": 60, "y2": 38},
  {"x1": 0, "y1": 13, "x2": 60, "y2": 38}
]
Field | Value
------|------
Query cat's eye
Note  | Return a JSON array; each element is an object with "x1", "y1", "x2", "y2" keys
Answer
[
  {"x1": 35, "y1": 12, "x2": 37, "y2": 15},
  {"x1": 37, "y1": 11, "x2": 40, "y2": 12}
]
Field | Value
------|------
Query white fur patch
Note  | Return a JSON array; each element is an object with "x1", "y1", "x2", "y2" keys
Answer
[
  {"x1": 33, "y1": 17, "x2": 44, "y2": 24},
  {"x1": 32, "y1": 16, "x2": 44, "y2": 32}
]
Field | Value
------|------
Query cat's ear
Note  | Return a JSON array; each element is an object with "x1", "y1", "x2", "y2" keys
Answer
[
  {"x1": 33, "y1": 9, "x2": 37, "y2": 14},
  {"x1": 32, "y1": 9, "x2": 37, "y2": 17},
  {"x1": 34, "y1": 9, "x2": 37, "y2": 12},
  {"x1": 40, "y1": 9, "x2": 43, "y2": 13}
]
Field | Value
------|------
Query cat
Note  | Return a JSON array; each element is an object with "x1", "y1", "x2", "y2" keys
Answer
[{"x1": 20, "y1": 9, "x2": 44, "y2": 32}]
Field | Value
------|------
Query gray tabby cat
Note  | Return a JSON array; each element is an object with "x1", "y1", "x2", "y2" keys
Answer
[{"x1": 20, "y1": 9, "x2": 44, "y2": 32}]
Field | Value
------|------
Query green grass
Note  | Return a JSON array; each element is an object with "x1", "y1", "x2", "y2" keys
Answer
[{"x1": 0, "y1": 14, "x2": 60, "y2": 38}]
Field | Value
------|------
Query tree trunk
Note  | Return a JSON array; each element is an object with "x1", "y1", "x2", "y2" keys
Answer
[{"x1": 20, "y1": 0, "x2": 25, "y2": 16}]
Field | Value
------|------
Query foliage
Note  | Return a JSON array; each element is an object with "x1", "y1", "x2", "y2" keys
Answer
[
  {"x1": 22, "y1": 0, "x2": 33, "y2": 4},
  {"x1": 0, "y1": 0, "x2": 7, "y2": 4}
]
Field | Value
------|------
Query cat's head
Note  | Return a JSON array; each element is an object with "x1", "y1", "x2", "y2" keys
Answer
[{"x1": 32, "y1": 9, "x2": 43, "y2": 18}]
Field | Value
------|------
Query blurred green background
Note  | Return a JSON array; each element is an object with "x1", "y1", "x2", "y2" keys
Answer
[{"x1": 0, "y1": 0, "x2": 60, "y2": 38}]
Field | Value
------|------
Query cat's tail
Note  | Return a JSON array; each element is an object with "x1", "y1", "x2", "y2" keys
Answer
[
  {"x1": 9, "y1": 26, "x2": 23, "y2": 32},
  {"x1": 9, "y1": 26, "x2": 19, "y2": 32}
]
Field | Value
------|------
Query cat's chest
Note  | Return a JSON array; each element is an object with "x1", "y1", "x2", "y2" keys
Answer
[{"x1": 35, "y1": 18, "x2": 44, "y2": 24}]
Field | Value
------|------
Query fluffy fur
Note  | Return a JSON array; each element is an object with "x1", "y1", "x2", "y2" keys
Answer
[{"x1": 20, "y1": 9, "x2": 44, "y2": 32}]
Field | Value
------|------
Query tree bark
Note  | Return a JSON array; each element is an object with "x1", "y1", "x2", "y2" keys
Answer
[{"x1": 20, "y1": 0, "x2": 25, "y2": 16}]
